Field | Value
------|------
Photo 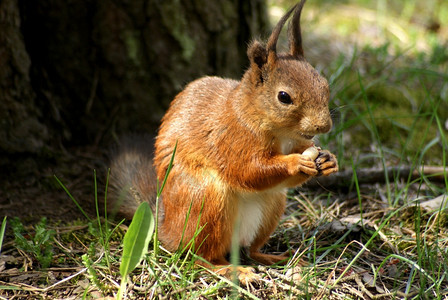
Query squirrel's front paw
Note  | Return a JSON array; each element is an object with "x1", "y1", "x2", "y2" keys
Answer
[
  {"x1": 294, "y1": 155, "x2": 318, "y2": 176},
  {"x1": 315, "y1": 150, "x2": 338, "y2": 176},
  {"x1": 285, "y1": 153, "x2": 319, "y2": 177}
]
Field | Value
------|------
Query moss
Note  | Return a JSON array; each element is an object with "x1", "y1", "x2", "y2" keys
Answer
[
  {"x1": 159, "y1": 0, "x2": 195, "y2": 61},
  {"x1": 123, "y1": 30, "x2": 140, "y2": 65}
]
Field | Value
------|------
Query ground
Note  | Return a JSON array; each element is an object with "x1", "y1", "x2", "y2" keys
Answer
[
  {"x1": 1, "y1": 145, "x2": 447, "y2": 299},
  {"x1": 0, "y1": 147, "x2": 106, "y2": 223}
]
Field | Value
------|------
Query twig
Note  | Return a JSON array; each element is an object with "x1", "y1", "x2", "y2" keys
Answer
[
  {"x1": 305, "y1": 166, "x2": 447, "y2": 188},
  {"x1": 42, "y1": 268, "x2": 87, "y2": 292},
  {"x1": 2, "y1": 268, "x2": 87, "y2": 293},
  {"x1": 354, "y1": 273, "x2": 375, "y2": 299}
]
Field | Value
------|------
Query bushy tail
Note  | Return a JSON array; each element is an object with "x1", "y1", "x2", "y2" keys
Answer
[{"x1": 109, "y1": 135, "x2": 158, "y2": 220}]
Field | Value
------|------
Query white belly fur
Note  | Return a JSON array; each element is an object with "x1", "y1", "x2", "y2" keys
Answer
[
  {"x1": 279, "y1": 137, "x2": 297, "y2": 155},
  {"x1": 236, "y1": 189, "x2": 286, "y2": 247}
]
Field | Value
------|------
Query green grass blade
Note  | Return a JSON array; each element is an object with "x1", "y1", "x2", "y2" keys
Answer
[
  {"x1": 54, "y1": 175, "x2": 92, "y2": 222},
  {"x1": 93, "y1": 170, "x2": 104, "y2": 245},
  {"x1": 0, "y1": 216, "x2": 6, "y2": 254},
  {"x1": 379, "y1": 254, "x2": 436, "y2": 284},
  {"x1": 104, "y1": 168, "x2": 111, "y2": 237},
  {"x1": 154, "y1": 142, "x2": 177, "y2": 256},
  {"x1": 157, "y1": 141, "x2": 177, "y2": 198}
]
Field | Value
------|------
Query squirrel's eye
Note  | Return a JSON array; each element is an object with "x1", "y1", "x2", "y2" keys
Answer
[{"x1": 277, "y1": 91, "x2": 292, "y2": 104}]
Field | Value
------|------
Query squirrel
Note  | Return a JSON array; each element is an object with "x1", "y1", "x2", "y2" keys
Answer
[{"x1": 109, "y1": 0, "x2": 338, "y2": 282}]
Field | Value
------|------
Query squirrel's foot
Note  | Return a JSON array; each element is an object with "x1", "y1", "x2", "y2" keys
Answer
[
  {"x1": 200, "y1": 258, "x2": 262, "y2": 284},
  {"x1": 249, "y1": 252, "x2": 289, "y2": 265},
  {"x1": 215, "y1": 266, "x2": 261, "y2": 285},
  {"x1": 315, "y1": 150, "x2": 338, "y2": 176}
]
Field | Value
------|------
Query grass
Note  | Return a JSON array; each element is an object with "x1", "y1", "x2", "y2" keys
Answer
[{"x1": 1, "y1": 0, "x2": 448, "y2": 299}]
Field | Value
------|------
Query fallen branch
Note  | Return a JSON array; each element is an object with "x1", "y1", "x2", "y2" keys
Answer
[{"x1": 305, "y1": 166, "x2": 447, "y2": 188}]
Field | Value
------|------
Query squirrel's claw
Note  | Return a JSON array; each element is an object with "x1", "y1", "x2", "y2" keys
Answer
[
  {"x1": 216, "y1": 266, "x2": 261, "y2": 285},
  {"x1": 315, "y1": 150, "x2": 338, "y2": 176},
  {"x1": 298, "y1": 156, "x2": 319, "y2": 176}
]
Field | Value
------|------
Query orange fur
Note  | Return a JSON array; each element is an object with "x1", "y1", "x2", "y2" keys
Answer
[{"x1": 110, "y1": 0, "x2": 338, "y2": 280}]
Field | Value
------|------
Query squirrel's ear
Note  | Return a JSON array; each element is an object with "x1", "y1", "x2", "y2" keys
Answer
[
  {"x1": 288, "y1": 0, "x2": 306, "y2": 58},
  {"x1": 247, "y1": 40, "x2": 268, "y2": 69}
]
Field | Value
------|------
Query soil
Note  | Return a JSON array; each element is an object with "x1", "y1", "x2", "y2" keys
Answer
[
  {"x1": 0, "y1": 146, "x2": 109, "y2": 223},
  {"x1": 0, "y1": 146, "x2": 113, "y2": 298}
]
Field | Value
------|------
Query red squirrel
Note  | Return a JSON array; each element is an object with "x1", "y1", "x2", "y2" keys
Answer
[{"x1": 110, "y1": 0, "x2": 338, "y2": 280}]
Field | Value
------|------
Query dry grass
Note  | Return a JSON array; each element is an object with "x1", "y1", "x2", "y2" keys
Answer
[{"x1": 1, "y1": 179, "x2": 447, "y2": 299}]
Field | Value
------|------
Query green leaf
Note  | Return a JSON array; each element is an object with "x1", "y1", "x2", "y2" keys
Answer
[{"x1": 119, "y1": 202, "x2": 155, "y2": 278}]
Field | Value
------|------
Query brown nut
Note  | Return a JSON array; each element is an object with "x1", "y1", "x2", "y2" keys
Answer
[{"x1": 301, "y1": 146, "x2": 319, "y2": 160}]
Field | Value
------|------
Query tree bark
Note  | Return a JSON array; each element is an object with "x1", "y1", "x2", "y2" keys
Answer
[
  {"x1": 1, "y1": 0, "x2": 268, "y2": 153},
  {"x1": 0, "y1": 0, "x2": 49, "y2": 155}
]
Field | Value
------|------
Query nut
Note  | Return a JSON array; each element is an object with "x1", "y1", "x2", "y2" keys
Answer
[{"x1": 301, "y1": 146, "x2": 319, "y2": 160}]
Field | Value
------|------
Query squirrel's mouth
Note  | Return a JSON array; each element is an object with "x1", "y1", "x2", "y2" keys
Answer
[{"x1": 301, "y1": 134, "x2": 315, "y2": 140}]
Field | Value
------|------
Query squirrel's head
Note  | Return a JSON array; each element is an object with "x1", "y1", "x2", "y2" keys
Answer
[{"x1": 244, "y1": 0, "x2": 332, "y2": 144}]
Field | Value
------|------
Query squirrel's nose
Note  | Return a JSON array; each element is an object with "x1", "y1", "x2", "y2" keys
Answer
[{"x1": 315, "y1": 118, "x2": 332, "y2": 133}]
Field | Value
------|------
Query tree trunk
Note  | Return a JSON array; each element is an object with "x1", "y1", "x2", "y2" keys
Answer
[
  {"x1": 2, "y1": 0, "x2": 268, "y2": 151},
  {"x1": 0, "y1": 0, "x2": 49, "y2": 156}
]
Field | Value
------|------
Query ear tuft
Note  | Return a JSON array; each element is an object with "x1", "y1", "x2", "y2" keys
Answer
[
  {"x1": 247, "y1": 40, "x2": 268, "y2": 69},
  {"x1": 288, "y1": 0, "x2": 306, "y2": 58}
]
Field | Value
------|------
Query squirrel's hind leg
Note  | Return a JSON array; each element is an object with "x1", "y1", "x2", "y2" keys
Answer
[
  {"x1": 246, "y1": 194, "x2": 292, "y2": 266},
  {"x1": 249, "y1": 251, "x2": 289, "y2": 265}
]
